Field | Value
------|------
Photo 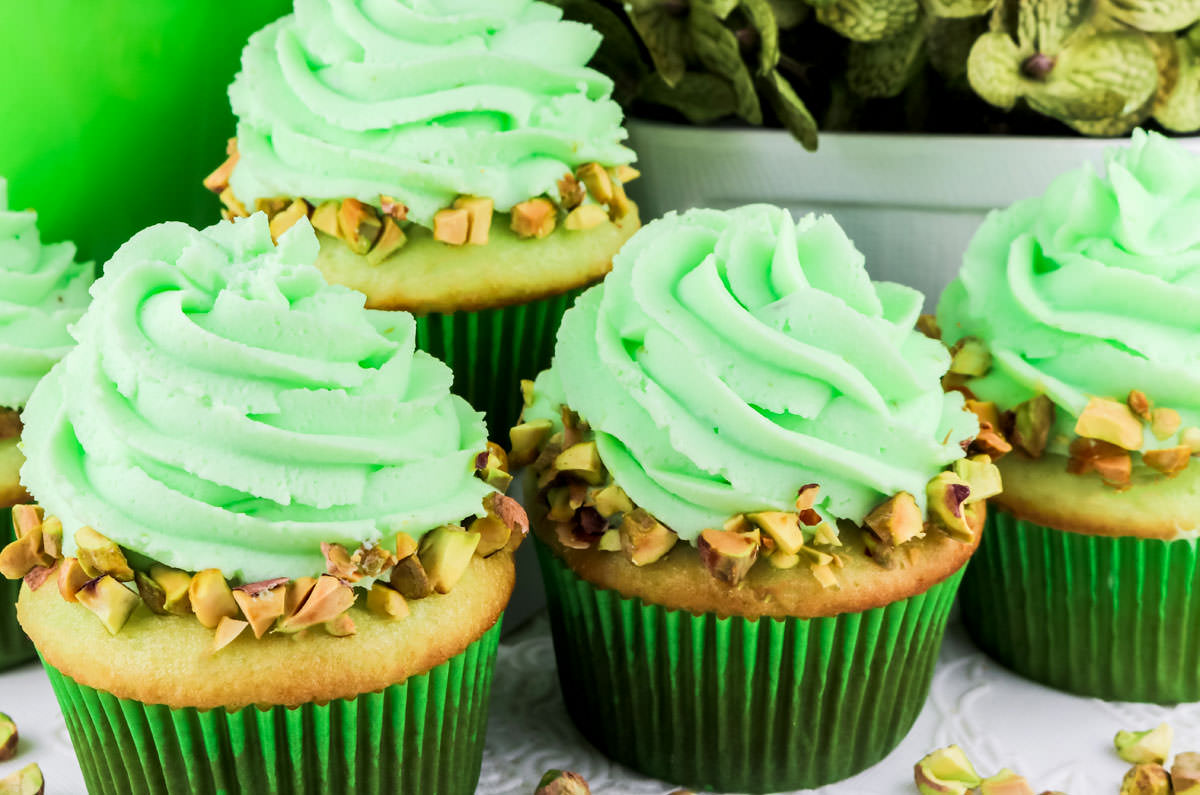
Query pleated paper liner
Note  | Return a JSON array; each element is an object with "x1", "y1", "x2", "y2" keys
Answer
[
  {"x1": 416, "y1": 288, "x2": 582, "y2": 440},
  {"x1": 42, "y1": 619, "x2": 503, "y2": 795},
  {"x1": 535, "y1": 540, "x2": 965, "y2": 793},
  {"x1": 0, "y1": 506, "x2": 36, "y2": 670},
  {"x1": 961, "y1": 508, "x2": 1200, "y2": 704}
]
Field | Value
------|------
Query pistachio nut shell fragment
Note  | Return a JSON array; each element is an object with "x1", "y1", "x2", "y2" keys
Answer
[
  {"x1": 1120, "y1": 763, "x2": 1171, "y2": 795},
  {"x1": 619, "y1": 508, "x2": 677, "y2": 566},
  {"x1": 978, "y1": 769, "x2": 1035, "y2": 795},
  {"x1": 188, "y1": 569, "x2": 240, "y2": 629},
  {"x1": 535, "y1": 769, "x2": 591, "y2": 795},
  {"x1": 74, "y1": 526, "x2": 134, "y2": 582},
  {"x1": 698, "y1": 527, "x2": 760, "y2": 586},
  {"x1": 914, "y1": 745, "x2": 981, "y2": 794},
  {"x1": 1171, "y1": 751, "x2": 1200, "y2": 795},
  {"x1": 76, "y1": 576, "x2": 142, "y2": 635},
  {"x1": 418, "y1": 526, "x2": 481, "y2": 594},
  {"x1": 56, "y1": 558, "x2": 91, "y2": 603},
  {"x1": 1114, "y1": 723, "x2": 1172, "y2": 764},
  {"x1": 0, "y1": 762, "x2": 43, "y2": 795},
  {"x1": 1076, "y1": 397, "x2": 1146, "y2": 450},
  {"x1": 0, "y1": 712, "x2": 16, "y2": 762},
  {"x1": 278, "y1": 574, "x2": 356, "y2": 632},
  {"x1": 390, "y1": 554, "x2": 434, "y2": 600},
  {"x1": 863, "y1": 491, "x2": 924, "y2": 547}
]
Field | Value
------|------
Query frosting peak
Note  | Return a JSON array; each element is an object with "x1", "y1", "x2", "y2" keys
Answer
[
  {"x1": 529, "y1": 205, "x2": 975, "y2": 542},
  {"x1": 0, "y1": 180, "x2": 94, "y2": 409},
  {"x1": 20, "y1": 214, "x2": 492, "y2": 581},
  {"x1": 938, "y1": 130, "x2": 1200, "y2": 453},
  {"x1": 228, "y1": 0, "x2": 635, "y2": 228}
]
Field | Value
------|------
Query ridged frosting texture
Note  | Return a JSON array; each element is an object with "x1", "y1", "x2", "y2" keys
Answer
[
  {"x1": 0, "y1": 180, "x2": 94, "y2": 410},
  {"x1": 938, "y1": 129, "x2": 1200, "y2": 453},
  {"x1": 228, "y1": 0, "x2": 635, "y2": 228},
  {"x1": 20, "y1": 214, "x2": 492, "y2": 581},
  {"x1": 528, "y1": 205, "x2": 976, "y2": 543}
]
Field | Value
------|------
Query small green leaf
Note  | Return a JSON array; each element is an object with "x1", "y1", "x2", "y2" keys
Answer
[
  {"x1": 628, "y1": 1, "x2": 690, "y2": 86},
  {"x1": 696, "y1": 0, "x2": 742, "y2": 18},
  {"x1": 638, "y1": 71, "x2": 741, "y2": 122},
  {"x1": 767, "y1": 0, "x2": 812, "y2": 26},
  {"x1": 1105, "y1": 0, "x2": 1200, "y2": 33},
  {"x1": 967, "y1": 30, "x2": 1025, "y2": 108},
  {"x1": 1154, "y1": 32, "x2": 1200, "y2": 131},
  {"x1": 741, "y1": 0, "x2": 782, "y2": 74},
  {"x1": 847, "y1": 18, "x2": 929, "y2": 97},
  {"x1": 690, "y1": 7, "x2": 764, "y2": 123},
  {"x1": 927, "y1": 15, "x2": 989, "y2": 77},
  {"x1": 817, "y1": 0, "x2": 921, "y2": 41},
  {"x1": 1064, "y1": 109, "x2": 1150, "y2": 133},
  {"x1": 1016, "y1": 0, "x2": 1093, "y2": 54},
  {"x1": 762, "y1": 68, "x2": 819, "y2": 148},
  {"x1": 922, "y1": 0, "x2": 997, "y2": 19},
  {"x1": 1028, "y1": 30, "x2": 1158, "y2": 120}
]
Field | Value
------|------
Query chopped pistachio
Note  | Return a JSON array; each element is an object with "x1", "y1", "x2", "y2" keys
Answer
[
  {"x1": 1075, "y1": 397, "x2": 1144, "y2": 450},
  {"x1": 433, "y1": 207, "x2": 470, "y2": 246},
  {"x1": 366, "y1": 217, "x2": 407, "y2": 266},
  {"x1": 697, "y1": 527, "x2": 759, "y2": 585},
  {"x1": 914, "y1": 745, "x2": 981, "y2": 795},
  {"x1": 1011, "y1": 394, "x2": 1055, "y2": 458},
  {"x1": 1119, "y1": 763, "x2": 1171, "y2": 795},
  {"x1": 510, "y1": 198, "x2": 556, "y2": 239},
  {"x1": 1114, "y1": 723, "x2": 1172, "y2": 764},
  {"x1": 76, "y1": 576, "x2": 141, "y2": 635},
  {"x1": 212, "y1": 616, "x2": 249, "y2": 653},
  {"x1": 74, "y1": 526, "x2": 133, "y2": 581},
  {"x1": 747, "y1": 511, "x2": 804, "y2": 555},
  {"x1": 564, "y1": 204, "x2": 609, "y2": 231},
  {"x1": 452, "y1": 196, "x2": 494, "y2": 245},
  {"x1": 310, "y1": 201, "x2": 340, "y2": 237},
  {"x1": 337, "y1": 198, "x2": 382, "y2": 254},
  {"x1": 0, "y1": 712, "x2": 16, "y2": 762},
  {"x1": 575, "y1": 162, "x2": 614, "y2": 203},
  {"x1": 1150, "y1": 407, "x2": 1182, "y2": 441},
  {"x1": 188, "y1": 569, "x2": 240, "y2": 629},
  {"x1": 367, "y1": 581, "x2": 410, "y2": 620},
  {"x1": 863, "y1": 492, "x2": 924, "y2": 547},
  {"x1": 619, "y1": 508, "x2": 676, "y2": 566},
  {"x1": 1143, "y1": 446, "x2": 1191, "y2": 476},
  {"x1": 948, "y1": 337, "x2": 991, "y2": 376}
]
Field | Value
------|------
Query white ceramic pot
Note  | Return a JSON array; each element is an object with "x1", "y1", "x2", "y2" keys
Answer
[{"x1": 626, "y1": 119, "x2": 1200, "y2": 308}]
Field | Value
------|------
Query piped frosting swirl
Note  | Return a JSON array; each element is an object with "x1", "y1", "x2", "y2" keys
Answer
[
  {"x1": 528, "y1": 205, "x2": 976, "y2": 543},
  {"x1": 20, "y1": 214, "x2": 492, "y2": 581},
  {"x1": 228, "y1": 0, "x2": 635, "y2": 228},
  {"x1": 938, "y1": 129, "x2": 1200, "y2": 453},
  {"x1": 0, "y1": 180, "x2": 94, "y2": 410}
]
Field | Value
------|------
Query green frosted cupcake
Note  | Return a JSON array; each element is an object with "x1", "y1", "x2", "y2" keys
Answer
[
  {"x1": 938, "y1": 129, "x2": 1200, "y2": 703},
  {"x1": 203, "y1": 0, "x2": 641, "y2": 433},
  {"x1": 0, "y1": 179, "x2": 94, "y2": 670},
  {"x1": 2, "y1": 214, "x2": 528, "y2": 794},
  {"x1": 510, "y1": 205, "x2": 998, "y2": 793}
]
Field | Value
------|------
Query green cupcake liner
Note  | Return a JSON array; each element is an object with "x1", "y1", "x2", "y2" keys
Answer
[
  {"x1": 535, "y1": 539, "x2": 965, "y2": 793},
  {"x1": 416, "y1": 288, "x2": 583, "y2": 439},
  {"x1": 41, "y1": 619, "x2": 503, "y2": 795},
  {"x1": 0, "y1": 506, "x2": 36, "y2": 671},
  {"x1": 961, "y1": 508, "x2": 1200, "y2": 703}
]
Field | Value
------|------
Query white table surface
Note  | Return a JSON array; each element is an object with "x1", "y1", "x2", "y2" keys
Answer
[{"x1": 3, "y1": 611, "x2": 1198, "y2": 795}]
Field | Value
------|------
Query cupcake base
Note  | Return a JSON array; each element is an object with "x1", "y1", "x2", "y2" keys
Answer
[
  {"x1": 42, "y1": 620, "x2": 502, "y2": 795},
  {"x1": 536, "y1": 540, "x2": 964, "y2": 793},
  {"x1": 961, "y1": 508, "x2": 1200, "y2": 703},
  {"x1": 0, "y1": 507, "x2": 36, "y2": 670}
]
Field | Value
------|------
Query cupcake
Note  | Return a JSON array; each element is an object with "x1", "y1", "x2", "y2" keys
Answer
[
  {"x1": 1, "y1": 214, "x2": 527, "y2": 794},
  {"x1": 203, "y1": 0, "x2": 640, "y2": 432},
  {"x1": 0, "y1": 180, "x2": 93, "y2": 670},
  {"x1": 938, "y1": 129, "x2": 1200, "y2": 703},
  {"x1": 511, "y1": 205, "x2": 997, "y2": 793}
]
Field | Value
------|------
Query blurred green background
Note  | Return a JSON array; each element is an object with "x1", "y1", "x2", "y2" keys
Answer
[{"x1": 0, "y1": 1, "x2": 291, "y2": 266}]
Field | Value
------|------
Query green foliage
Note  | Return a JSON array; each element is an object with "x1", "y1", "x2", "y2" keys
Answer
[{"x1": 547, "y1": 0, "x2": 1200, "y2": 146}]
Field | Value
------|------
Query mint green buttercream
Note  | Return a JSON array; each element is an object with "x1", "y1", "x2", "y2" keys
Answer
[
  {"x1": 228, "y1": 0, "x2": 635, "y2": 229},
  {"x1": 938, "y1": 130, "x2": 1200, "y2": 454},
  {"x1": 19, "y1": 214, "x2": 492, "y2": 581},
  {"x1": 0, "y1": 180, "x2": 94, "y2": 410},
  {"x1": 528, "y1": 205, "x2": 976, "y2": 544}
]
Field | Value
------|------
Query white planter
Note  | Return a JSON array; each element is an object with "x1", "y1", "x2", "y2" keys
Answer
[{"x1": 626, "y1": 119, "x2": 1200, "y2": 307}]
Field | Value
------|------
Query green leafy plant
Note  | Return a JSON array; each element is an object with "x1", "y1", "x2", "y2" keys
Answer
[{"x1": 551, "y1": 0, "x2": 1200, "y2": 147}]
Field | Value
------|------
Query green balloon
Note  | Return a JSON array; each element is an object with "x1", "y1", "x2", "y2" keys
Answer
[{"x1": 0, "y1": 1, "x2": 291, "y2": 265}]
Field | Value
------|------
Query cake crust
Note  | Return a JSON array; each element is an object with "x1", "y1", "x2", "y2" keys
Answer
[
  {"x1": 18, "y1": 552, "x2": 514, "y2": 709},
  {"x1": 992, "y1": 451, "x2": 1200, "y2": 540},
  {"x1": 532, "y1": 503, "x2": 983, "y2": 619},
  {"x1": 314, "y1": 204, "x2": 640, "y2": 315}
]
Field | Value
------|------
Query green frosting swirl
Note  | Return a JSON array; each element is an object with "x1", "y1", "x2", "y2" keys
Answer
[
  {"x1": 938, "y1": 130, "x2": 1200, "y2": 453},
  {"x1": 528, "y1": 205, "x2": 976, "y2": 543},
  {"x1": 20, "y1": 214, "x2": 492, "y2": 581},
  {"x1": 0, "y1": 180, "x2": 94, "y2": 410},
  {"x1": 228, "y1": 0, "x2": 635, "y2": 228}
]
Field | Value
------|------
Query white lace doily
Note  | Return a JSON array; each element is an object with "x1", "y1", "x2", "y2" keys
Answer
[{"x1": 4, "y1": 612, "x2": 1199, "y2": 794}]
